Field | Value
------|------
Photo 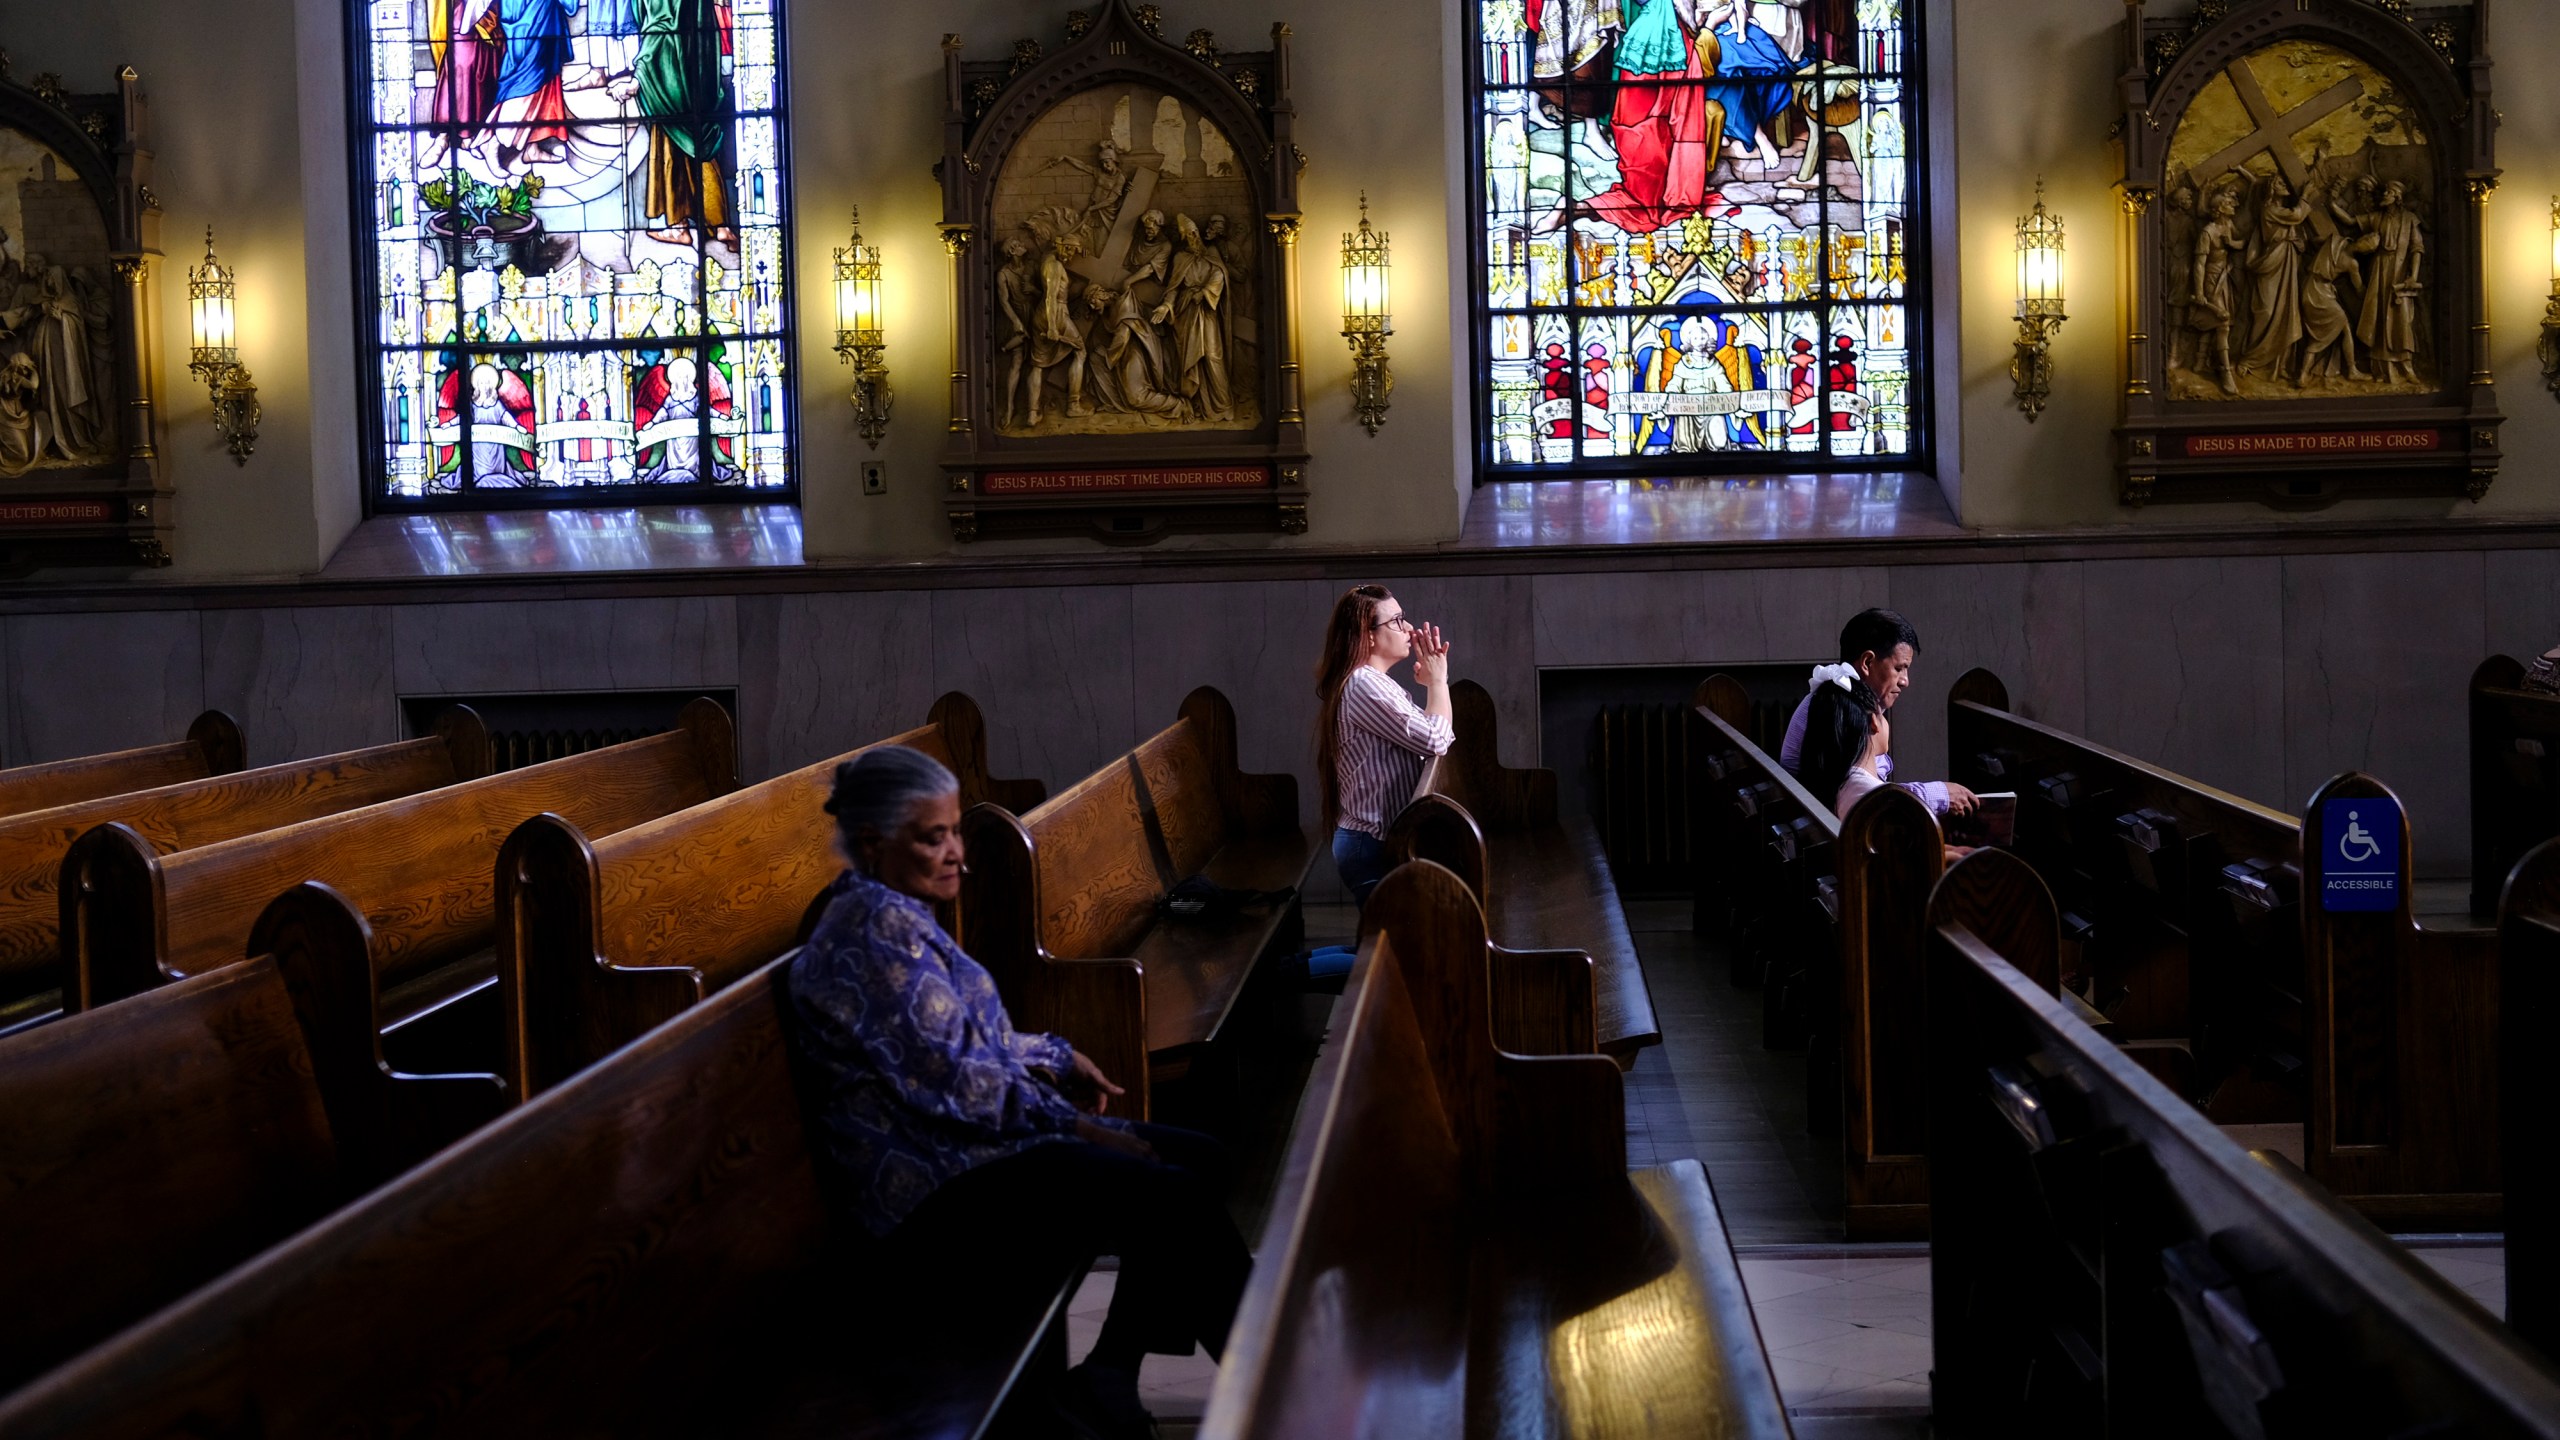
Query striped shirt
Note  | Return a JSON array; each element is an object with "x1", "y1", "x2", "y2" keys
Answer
[{"x1": 1335, "y1": 666, "x2": 1455, "y2": 838}]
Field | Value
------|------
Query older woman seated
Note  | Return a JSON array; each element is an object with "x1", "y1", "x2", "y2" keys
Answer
[{"x1": 786, "y1": 745, "x2": 1250, "y2": 1439}]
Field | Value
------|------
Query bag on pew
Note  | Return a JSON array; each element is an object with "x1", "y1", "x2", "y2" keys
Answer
[
  {"x1": 497, "y1": 692, "x2": 1042, "y2": 1100},
  {"x1": 0, "y1": 710, "x2": 244, "y2": 821},
  {"x1": 1200, "y1": 858, "x2": 1790, "y2": 1440},
  {"x1": 0, "y1": 707, "x2": 490, "y2": 1029},
  {"x1": 1387, "y1": 676, "x2": 1659, "y2": 1066},
  {"x1": 57, "y1": 699, "x2": 736, "y2": 1074},
  {"x1": 0, "y1": 952, "x2": 1080, "y2": 1438},
  {"x1": 0, "y1": 882, "x2": 503, "y2": 1394},
  {"x1": 961, "y1": 686, "x2": 1309, "y2": 1123},
  {"x1": 1927, "y1": 846, "x2": 2560, "y2": 1436}
]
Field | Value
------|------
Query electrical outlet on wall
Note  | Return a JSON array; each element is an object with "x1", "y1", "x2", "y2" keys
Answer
[{"x1": 861, "y1": 462, "x2": 887, "y2": 496}]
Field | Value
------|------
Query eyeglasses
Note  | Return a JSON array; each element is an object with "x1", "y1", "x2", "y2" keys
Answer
[{"x1": 1370, "y1": 615, "x2": 1419, "y2": 633}]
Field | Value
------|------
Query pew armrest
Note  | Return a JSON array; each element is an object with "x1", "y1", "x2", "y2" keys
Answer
[
  {"x1": 1495, "y1": 1050, "x2": 1626, "y2": 1187},
  {"x1": 1032, "y1": 957, "x2": 1150, "y2": 1121},
  {"x1": 1488, "y1": 945, "x2": 1599, "y2": 1057}
]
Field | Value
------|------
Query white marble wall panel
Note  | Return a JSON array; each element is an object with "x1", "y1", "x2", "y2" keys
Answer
[
  {"x1": 2081, "y1": 556, "x2": 2287, "y2": 808},
  {"x1": 2485, "y1": 549, "x2": 2560, "y2": 665},
  {"x1": 1532, "y1": 567, "x2": 1888, "y2": 671},
  {"x1": 2283, "y1": 552, "x2": 2485, "y2": 874},
  {"x1": 5, "y1": 610, "x2": 205, "y2": 764},
  {"x1": 1887, "y1": 563, "x2": 2087, "y2": 783},
  {"x1": 391, "y1": 597, "x2": 740, "y2": 696},
  {"x1": 931, "y1": 587, "x2": 1136, "y2": 794},
  {"x1": 736, "y1": 592, "x2": 939, "y2": 782},
  {"x1": 202, "y1": 607, "x2": 401, "y2": 766},
  {"x1": 1128, "y1": 579, "x2": 1334, "y2": 801}
]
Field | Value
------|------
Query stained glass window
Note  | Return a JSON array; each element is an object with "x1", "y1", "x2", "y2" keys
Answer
[
  {"x1": 355, "y1": 0, "x2": 794, "y2": 507},
  {"x1": 1474, "y1": 0, "x2": 1923, "y2": 472}
]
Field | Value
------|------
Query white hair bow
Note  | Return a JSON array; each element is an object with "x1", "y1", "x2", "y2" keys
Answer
[{"x1": 1808, "y1": 662, "x2": 1859, "y2": 694}]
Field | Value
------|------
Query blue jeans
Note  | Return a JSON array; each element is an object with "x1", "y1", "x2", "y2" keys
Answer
[{"x1": 1333, "y1": 827, "x2": 1391, "y2": 909}]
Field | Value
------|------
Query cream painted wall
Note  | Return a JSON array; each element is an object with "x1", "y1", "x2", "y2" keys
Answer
[
  {"x1": 0, "y1": 0, "x2": 347, "y2": 576},
  {"x1": 1952, "y1": 0, "x2": 2560, "y2": 529},
  {"x1": 4, "y1": 0, "x2": 2559, "y2": 573},
  {"x1": 793, "y1": 0, "x2": 1469, "y2": 559}
]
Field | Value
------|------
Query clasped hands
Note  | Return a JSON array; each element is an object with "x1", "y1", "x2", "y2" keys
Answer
[{"x1": 1408, "y1": 622, "x2": 1453, "y2": 686}]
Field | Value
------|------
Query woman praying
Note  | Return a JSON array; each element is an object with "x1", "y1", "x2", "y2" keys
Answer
[
  {"x1": 785, "y1": 746, "x2": 1249, "y2": 1440},
  {"x1": 1314, "y1": 585, "x2": 1454, "y2": 912}
]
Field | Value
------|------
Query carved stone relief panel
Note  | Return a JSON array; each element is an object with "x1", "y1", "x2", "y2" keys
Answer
[
  {"x1": 989, "y1": 84, "x2": 1262, "y2": 438},
  {"x1": 0, "y1": 128, "x2": 118, "y2": 475}
]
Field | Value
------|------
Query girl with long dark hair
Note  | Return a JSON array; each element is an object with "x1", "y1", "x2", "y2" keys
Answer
[
  {"x1": 1313, "y1": 585, "x2": 1452, "y2": 909},
  {"x1": 1796, "y1": 674, "x2": 1891, "y2": 823}
]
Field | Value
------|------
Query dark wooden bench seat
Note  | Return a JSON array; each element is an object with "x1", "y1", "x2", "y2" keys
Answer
[
  {"x1": 2471, "y1": 653, "x2": 2560, "y2": 918},
  {"x1": 1200, "y1": 860, "x2": 1790, "y2": 1438},
  {"x1": 60, "y1": 700, "x2": 736, "y2": 1074},
  {"x1": 497, "y1": 693, "x2": 1043, "y2": 1099},
  {"x1": 962, "y1": 686, "x2": 1309, "y2": 1120},
  {"x1": 0, "y1": 953, "x2": 1081, "y2": 1439},
  {"x1": 1953, "y1": 668, "x2": 2501, "y2": 1231},
  {"x1": 2501, "y1": 837, "x2": 2560, "y2": 1363},
  {"x1": 0, "y1": 883, "x2": 503, "y2": 1394},
  {"x1": 1928, "y1": 847, "x2": 2560, "y2": 1435},
  {"x1": 0, "y1": 710, "x2": 243, "y2": 821},
  {"x1": 0, "y1": 708, "x2": 489, "y2": 1030},
  {"x1": 1386, "y1": 677, "x2": 1658, "y2": 1067}
]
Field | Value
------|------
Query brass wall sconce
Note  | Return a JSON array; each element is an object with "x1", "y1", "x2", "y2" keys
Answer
[
  {"x1": 187, "y1": 228, "x2": 260, "y2": 464},
  {"x1": 2012, "y1": 180, "x2": 2066, "y2": 423},
  {"x1": 1340, "y1": 193, "x2": 1393, "y2": 435},
  {"x1": 2539, "y1": 197, "x2": 2560, "y2": 400},
  {"x1": 835, "y1": 207, "x2": 891, "y2": 448}
]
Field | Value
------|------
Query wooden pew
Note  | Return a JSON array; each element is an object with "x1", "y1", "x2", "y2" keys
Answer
[
  {"x1": 960, "y1": 686, "x2": 1309, "y2": 1122},
  {"x1": 496, "y1": 693, "x2": 1043, "y2": 1100},
  {"x1": 1834, "y1": 783, "x2": 1948, "y2": 1240},
  {"x1": 2298, "y1": 772, "x2": 2502, "y2": 1231},
  {"x1": 1201, "y1": 859, "x2": 1791, "y2": 1438},
  {"x1": 2501, "y1": 837, "x2": 2560, "y2": 1362},
  {"x1": 1686, "y1": 675, "x2": 1840, "y2": 1045},
  {"x1": 0, "y1": 952, "x2": 1084, "y2": 1438},
  {"x1": 60, "y1": 700, "x2": 736, "y2": 1072},
  {"x1": 0, "y1": 708, "x2": 489, "y2": 1029},
  {"x1": 1927, "y1": 847, "x2": 2560, "y2": 1436},
  {"x1": 1384, "y1": 676, "x2": 1659, "y2": 1066},
  {"x1": 2471, "y1": 654, "x2": 2560, "y2": 918},
  {"x1": 0, "y1": 882, "x2": 505, "y2": 1394},
  {"x1": 0, "y1": 710, "x2": 243, "y2": 821}
]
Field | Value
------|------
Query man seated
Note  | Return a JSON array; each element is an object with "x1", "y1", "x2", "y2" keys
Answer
[{"x1": 1780, "y1": 607, "x2": 1978, "y2": 818}]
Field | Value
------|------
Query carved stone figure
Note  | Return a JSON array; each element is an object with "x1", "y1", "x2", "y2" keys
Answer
[
  {"x1": 1125, "y1": 209, "x2": 1173, "y2": 289},
  {"x1": 1046, "y1": 141, "x2": 1135, "y2": 253},
  {"x1": 2237, "y1": 177, "x2": 2313, "y2": 380},
  {"x1": 1028, "y1": 232, "x2": 1091, "y2": 423},
  {"x1": 1083, "y1": 284, "x2": 1184, "y2": 419},
  {"x1": 2296, "y1": 221, "x2": 2370, "y2": 385},
  {"x1": 2187, "y1": 185, "x2": 2245, "y2": 396},
  {"x1": 1151, "y1": 215, "x2": 1231, "y2": 421},
  {"x1": 995, "y1": 235, "x2": 1037, "y2": 427},
  {"x1": 2350, "y1": 180, "x2": 2424, "y2": 386}
]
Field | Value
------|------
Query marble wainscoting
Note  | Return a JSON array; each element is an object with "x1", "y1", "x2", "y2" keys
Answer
[{"x1": 0, "y1": 547, "x2": 2529, "y2": 879}]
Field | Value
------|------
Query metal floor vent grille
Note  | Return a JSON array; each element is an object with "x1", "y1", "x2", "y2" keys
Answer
[{"x1": 401, "y1": 690, "x2": 739, "y2": 774}]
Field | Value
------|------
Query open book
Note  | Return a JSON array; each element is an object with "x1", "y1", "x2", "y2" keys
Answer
[{"x1": 1947, "y1": 792, "x2": 2017, "y2": 849}]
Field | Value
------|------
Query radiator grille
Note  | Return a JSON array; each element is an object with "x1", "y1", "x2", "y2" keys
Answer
[
  {"x1": 1590, "y1": 704, "x2": 1699, "y2": 891},
  {"x1": 401, "y1": 689, "x2": 738, "y2": 775}
]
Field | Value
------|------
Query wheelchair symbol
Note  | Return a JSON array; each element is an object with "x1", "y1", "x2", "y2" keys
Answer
[{"x1": 2338, "y1": 810, "x2": 2381, "y2": 865}]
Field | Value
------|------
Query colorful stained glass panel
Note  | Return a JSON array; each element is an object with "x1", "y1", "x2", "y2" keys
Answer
[
  {"x1": 358, "y1": 0, "x2": 793, "y2": 504},
  {"x1": 1477, "y1": 0, "x2": 1923, "y2": 470}
]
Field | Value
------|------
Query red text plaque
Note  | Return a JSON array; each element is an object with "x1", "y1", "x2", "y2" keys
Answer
[
  {"x1": 980, "y1": 466, "x2": 1272, "y2": 496},
  {"x1": 2182, "y1": 429, "x2": 2442, "y2": 460},
  {"x1": 0, "y1": 500, "x2": 115, "y2": 525}
]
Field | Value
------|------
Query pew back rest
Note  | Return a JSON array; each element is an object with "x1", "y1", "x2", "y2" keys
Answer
[
  {"x1": 2501, "y1": 837, "x2": 2560, "y2": 1361},
  {"x1": 1416, "y1": 679, "x2": 1554, "y2": 832},
  {"x1": 0, "y1": 958, "x2": 827, "y2": 1439},
  {"x1": 1927, "y1": 867, "x2": 2560, "y2": 1436},
  {"x1": 0, "y1": 711, "x2": 245, "y2": 821},
  {"x1": 1693, "y1": 693, "x2": 1841, "y2": 860},
  {"x1": 2472, "y1": 654, "x2": 2560, "y2": 915},
  {"x1": 0, "y1": 713, "x2": 488, "y2": 997},
  {"x1": 95, "y1": 702, "x2": 733, "y2": 999},
  {"x1": 0, "y1": 957, "x2": 338, "y2": 1393}
]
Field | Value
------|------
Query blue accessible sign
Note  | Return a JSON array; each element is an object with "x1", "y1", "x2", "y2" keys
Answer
[{"x1": 2319, "y1": 797, "x2": 2403, "y2": 914}]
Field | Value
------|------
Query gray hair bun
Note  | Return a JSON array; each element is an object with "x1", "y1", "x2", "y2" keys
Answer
[{"x1": 825, "y1": 745, "x2": 961, "y2": 849}]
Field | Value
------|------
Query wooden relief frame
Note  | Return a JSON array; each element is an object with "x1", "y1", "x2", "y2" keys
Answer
[
  {"x1": 0, "y1": 59, "x2": 164, "y2": 568},
  {"x1": 2116, "y1": 0, "x2": 2497, "y2": 508},
  {"x1": 938, "y1": 0, "x2": 1307, "y2": 544}
]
